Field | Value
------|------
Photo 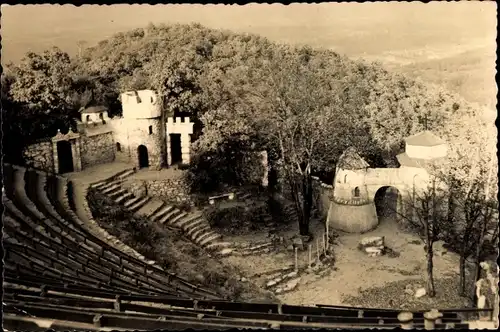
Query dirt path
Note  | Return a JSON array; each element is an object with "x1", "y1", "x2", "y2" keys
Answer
[
  {"x1": 66, "y1": 162, "x2": 134, "y2": 186},
  {"x1": 223, "y1": 217, "x2": 462, "y2": 307},
  {"x1": 279, "y1": 218, "x2": 462, "y2": 306}
]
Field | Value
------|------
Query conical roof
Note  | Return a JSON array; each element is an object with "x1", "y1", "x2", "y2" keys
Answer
[
  {"x1": 405, "y1": 130, "x2": 446, "y2": 147},
  {"x1": 337, "y1": 147, "x2": 370, "y2": 170}
]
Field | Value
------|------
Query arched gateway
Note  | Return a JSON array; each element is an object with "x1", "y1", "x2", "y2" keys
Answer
[
  {"x1": 137, "y1": 145, "x2": 149, "y2": 168},
  {"x1": 328, "y1": 131, "x2": 447, "y2": 233}
]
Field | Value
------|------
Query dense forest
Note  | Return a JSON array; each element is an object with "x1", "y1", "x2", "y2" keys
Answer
[{"x1": 2, "y1": 22, "x2": 496, "y2": 200}]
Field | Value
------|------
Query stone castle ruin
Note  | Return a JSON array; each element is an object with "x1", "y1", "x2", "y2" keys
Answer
[
  {"x1": 24, "y1": 89, "x2": 448, "y2": 235},
  {"x1": 23, "y1": 90, "x2": 194, "y2": 174},
  {"x1": 313, "y1": 130, "x2": 448, "y2": 233}
]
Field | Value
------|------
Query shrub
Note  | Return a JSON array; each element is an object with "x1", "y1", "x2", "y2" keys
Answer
[
  {"x1": 205, "y1": 202, "x2": 269, "y2": 232},
  {"x1": 185, "y1": 140, "x2": 265, "y2": 194}
]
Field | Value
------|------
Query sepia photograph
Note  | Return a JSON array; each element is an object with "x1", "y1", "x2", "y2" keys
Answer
[{"x1": 1, "y1": 1, "x2": 498, "y2": 330}]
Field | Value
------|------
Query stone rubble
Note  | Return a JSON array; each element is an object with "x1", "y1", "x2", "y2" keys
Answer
[
  {"x1": 414, "y1": 287, "x2": 427, "y2": 298},
  {"x1": 359, "y1": 236, "x2": 386, "y2": 257}
]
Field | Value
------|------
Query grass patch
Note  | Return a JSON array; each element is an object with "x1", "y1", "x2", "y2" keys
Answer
[
  {"x1": 342, "y1": 278, "x2": 472, "y2": 311},
  {"x1": 86, "y1": 188, "x2": 277, "y2": 302}
]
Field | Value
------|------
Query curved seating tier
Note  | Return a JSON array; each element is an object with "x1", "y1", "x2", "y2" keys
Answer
[
  {"x1": 3, "y1": 164, "x2": 218, "y2": 299},
  {"x1": 2, "y1": 163, "x2": 482, "y2": 330}
]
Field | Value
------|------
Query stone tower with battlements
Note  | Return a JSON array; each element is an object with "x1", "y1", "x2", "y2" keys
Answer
[
  {"x1": 23, "y1": 89, "x2": 194, "y2": 174},
  {"x1": 111, "y1": 90, "x2": 165, "y2": 170}
]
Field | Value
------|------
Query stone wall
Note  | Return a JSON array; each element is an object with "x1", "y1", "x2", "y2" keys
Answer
[
  {"x1": 145, "y1": 177, "x2": 193, "y2": 207},
  {"x1": 80, "y1": 132, "x2": 116, "y2": 169},
  {"x1": 311, "y1": 177, "x2": 333, "y2": 219},
  {"x1": 328, "y1": 201, "x2": 379, "y2": 233},
  {"x1": 124, "y1": 174, "x2": 193, "y2": 207},
  {"x1": 23, "y1": 141, "x2": 54, "y2": 173}
]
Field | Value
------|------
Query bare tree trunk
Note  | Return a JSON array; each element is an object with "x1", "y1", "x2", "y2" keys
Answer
[
  {"x1": 426, "y1": 243, "x2": 436, "y2": 297},
  {"x1": 459, "y1": 225, "x2": 473, "y2": 296},
  {"x1": 459, "y1": 254, "x2": 467, "y2": 296},
  {"x1": 426, "y1": 183, "x2": 436, "y2": 297},
  {"x1": 471, "y1": 211, "x2": 488, "y2": 301},
  {"x1": 301, "y1": 172, "x2": 313, "y2": 236},
  {"x1": 424, "y1": 211, "x2": 436, "y2": 297}
]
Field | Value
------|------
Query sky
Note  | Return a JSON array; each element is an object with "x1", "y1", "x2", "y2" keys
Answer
[{"x1": 1, "y1": 2, "x2": 496, "y2": 64}]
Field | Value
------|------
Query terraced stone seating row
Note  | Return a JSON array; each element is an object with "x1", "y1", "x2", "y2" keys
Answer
[
  {"x1": 2, "y1": 164, "x2": 219, "y2": 300},
  {"x1": 3, "y1": 283, "x2": 471, "y2": 331},
  {"x1": 92, "y1": 175, "x2": 233, "y2": 256}
]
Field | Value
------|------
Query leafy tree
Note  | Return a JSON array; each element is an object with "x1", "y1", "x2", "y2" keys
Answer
[
  {"x1": 8, "y1": 47, "x2": 77, "y2": 116},
  {"x1": 147, "y1": 49, "x2": 204, "y2": 117}
]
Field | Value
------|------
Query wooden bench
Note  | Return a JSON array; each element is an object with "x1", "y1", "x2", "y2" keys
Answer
[{"x1": 208, "y1": 193, "x2": 235, "y2": 205}]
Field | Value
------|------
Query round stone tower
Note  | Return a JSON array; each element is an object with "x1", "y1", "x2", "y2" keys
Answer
[
  {"x1": 328, "y1": 147, "x2": 378, "y2": 233},
  {"x1": 114, "y1": 90, "x2": 165, "y2": 170}
]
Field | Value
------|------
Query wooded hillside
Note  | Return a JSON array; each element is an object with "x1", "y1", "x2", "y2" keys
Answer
[{"x1": 2, "y1": 23, "x2": 495, "y2": 183}]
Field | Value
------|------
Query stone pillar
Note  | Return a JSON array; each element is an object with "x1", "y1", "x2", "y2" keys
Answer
[
  {"x1": 52, "y1": 141, "x2": 59, "y2": 174},
  {"x1": 166, "y1": 134, "x2": 172, "y2": 166},
  {"x1": 180, "y1": 133, "x2": 191, "y2": 164},
  {"x1": 71, "y1": 139, "x2": 82, "y2": 172},
  {"x1": 424, "y1": 309, "x2": 443, "y2": 330},
  {"x1": 397, "y1": 312, "x2": 414, "y2": 330}
]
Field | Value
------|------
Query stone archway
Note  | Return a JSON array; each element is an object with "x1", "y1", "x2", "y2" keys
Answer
[
  {"x1": 56, "y1": 140, "x2": 74, "y2": 174},
  {"x1": 137, "y1": 145, "x2": 149, "y2": 168},
  {"x1": 373, "y1": 186, "x2": 401, "y2": 225}
]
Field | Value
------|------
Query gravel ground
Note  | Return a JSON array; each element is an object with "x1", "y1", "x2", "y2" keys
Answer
[{"x1": 342, "y1": 277, "x2": 473, "y2": 311}]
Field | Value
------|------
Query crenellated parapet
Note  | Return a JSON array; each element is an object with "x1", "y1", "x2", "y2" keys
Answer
[
  {"x1": 166, "y1": 117, "x2": 194, "y2": 135},
  {"x1": 80, "y1": 106, "x2": 110, "y2": 126},
  {"x1": 121, "y1": 90, "x2": 162, "y2": 119}
]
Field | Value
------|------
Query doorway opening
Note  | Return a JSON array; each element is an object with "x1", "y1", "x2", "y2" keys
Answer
[
  {"x1": 137, "y1": 145, "x2": 149, "y2": 168},
  {"x1": 374, "y1": 186, "x2": 401, "y2": 225},
  {"x1": 170, "y1": 134, "x2": 182, "y2": 165},
  {"x1": 57, "y1": 140, "x2": 74, "y2": 174}
]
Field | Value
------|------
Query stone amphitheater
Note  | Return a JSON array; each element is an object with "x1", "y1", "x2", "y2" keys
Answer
[{"x1": 3, "y1": 160, "x2": 496, "y2": 330}]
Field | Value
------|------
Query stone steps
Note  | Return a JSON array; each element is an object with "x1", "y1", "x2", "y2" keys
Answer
[
  {"x1": 90, "y1": 178, "x2": 119, "y2": 189},
  {"x1": 115, "y1": 192, "x2": 134, "y2": 204},
  {"x1": 123, "y1": 196, "x2": 141, "y2": 208},
  {"x1": 238, "y1": 242, "x2": 275, "y2": 256},
  {"x1": 180, "y1": 216, "x2": 205, "y2": 231},
  {"x1": 116, "y1": 169, "x2": 136, "y2": 179},
  {"x1": 190, "y1": 225, "x2": 212, "y2": 240},
  {"x1": 135, "y1": 199, "x2": 164, "y2": 218},
  {"x1": 127, "y1": 197, "x2": 151, "y2": 213},
  {"x1": 265, "y1": 270, "x2": 299, "y2": 289},
  {"x1": 101, "y1": 183, "x2": 121, "y2": 195},
  {"x1": 168, "y1": 212, "x2": 189, "y2": 226},
  {"x1": 147, "y1": 202, "x2": 168, "y2": 219},
  {"x1": 150, "y1": 204, "x2": 174, "y2": 221},
  {"x1": 108, "y1": 187, "x2": 127, "y2": 198},
  {"x1": 185, "y1": 220, "x2": 207, "y2": 236},
  {"x1": 176, "y1": 212, "x2": 203, "y2": 229},
  {"x1": 198, "y1": 232, "x2": 222, "y2": 246},
  {"x1": 96, "y1": 178, "x2": 124, "y2": 191},
  {"x1": 205, "y1": 241, "x2": 233, "y2": 251},
  {"x1": 158, "y1": 209, "x2": 181, "y2": 224}
]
